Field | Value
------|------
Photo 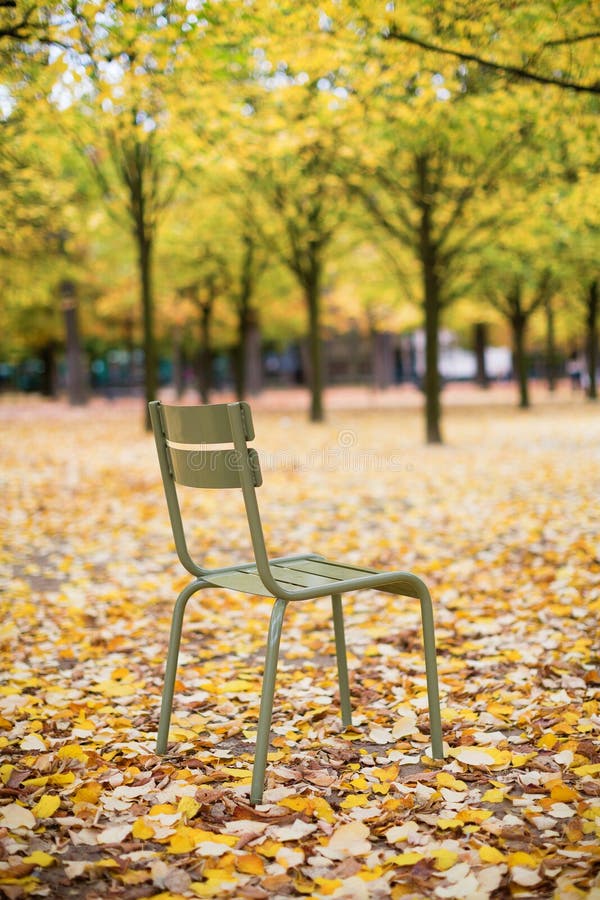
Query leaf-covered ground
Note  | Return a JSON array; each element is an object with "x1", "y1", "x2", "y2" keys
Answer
[{"x1": 1, "y1": 389, "x2": 599, "y2": 900}]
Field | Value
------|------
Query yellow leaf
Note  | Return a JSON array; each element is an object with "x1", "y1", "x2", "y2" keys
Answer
[
  {"x1": 169, "y1": 826, "x2": 236, "y2": 854},
  {"x1": 437, "y1": 818, "x2": 462, "y2": 830},
  {"x1": 511, "y1": 752, "x2": 537, "y2": 766},
  {"x1": 537, "y1": 733, "x2": 558, "y2": 749},
  {"x1": 0, "y1": 764, "x2": 15, "y2": 785},
  {"x1": 372, "y1": 763, "x2": 399, "y2": 782},
  {"x1": 481, "y1": 788, "x2": 506, "y2": 803},
  {"x1": 218, "y1": 679, "x2": 256, "y2": 693},
  {"x1": 340, "y1": 794, "x2": 368, "y2": 809},
  {"x1": 457, "y1": 808, "x2": 493, "y2": 824},
  {"x1": 49, "y1": 773, "x2": 75, "y2": 786},
  {"x1": 149, "y1": 804, "x2": 177, "y2": 816},
  {"x1": 90, "y1": 680, "x2": 138, "y2": 698},
  {"x1": 313, "y1": 877, "x2": 343, "y2": 893},
  {"x1": 312, "y1": 797, "x2": 335, "y2": 824},
  {"x1": 479, "y1": 845, "x2": 506, "y2": 864},
  {"x1": 191, "y1": 875, "x2": 238, "y2": 897},
  {"x1": 255, "y1": 838, "x2": 282, "y2": 858},
  {"x1": 436, "y1": 772, "x2": 468, "y2": 790},
  {"x1": 235, "y1": 853, "x2": 264, "y2": 875},
  {"x1": 348, "y1": 775, "x2": 369, "y2": 791},
  {"x1": 431, "y1": 849, "x2": 459, "y2": 870},
  {"x1": 132, "y1": 817, "x2": 155, "y2": 840},
  {"x1": 178, "y1": 796, "x2": 200, "y2": 821},
  {"x1": 23, "y1": 851, "x2": 55, "y2": 867},
  {"x1": 573, "y1": 763, "x2": 600, "y2": 776},
  {"x1": 372, "y1": 782, "x2": 390, "y2": 795},
  {"x1": 387, "y1": 851, "x2": 424, "y2": 867},
  {"x1": 279, "y1": 796, "x2": 307, "y2": 812},
  {"x1": 32, "y1": 794, "x2": 60, "y2": 818},
  {"x1": 550, "y1": 784, "x2": 579, "y2": 802},
  {"x1": 57, "y1": 744, "x2": 89, "y2": 764},
  {"x1": 169, "y1": 828, "x2": 201, "y2": 854},
  {"x1": 74, "y1": 782, "x2": 103, "y2": 804},
  {"x1": 219, "y1": 767, "x2": 252, "y2": 779},
  {"x1": 111, "y1": 667, "x2": 130, "y2": 680},
  {"x1": 508, "y1": 851, "x2": 540, "y2": 867}
]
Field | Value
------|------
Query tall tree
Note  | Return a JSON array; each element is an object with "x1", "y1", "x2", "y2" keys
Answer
[
  {"x1": 231, "y1": 86, "x2": 350, "y2": 421},
  {"x1": 489, "y1": 270, "x2": 554, "y2": 409},
  {"x1": 55, "y1": 1, "x2": 212, "y2": 426},
  {"x1": 346, "y1": 81, "x2": 534, "y2": 441}
]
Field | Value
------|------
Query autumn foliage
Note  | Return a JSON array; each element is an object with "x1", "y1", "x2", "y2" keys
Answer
[{"x1": 1, "y1": 392, "x2": 599, "y2": 898}]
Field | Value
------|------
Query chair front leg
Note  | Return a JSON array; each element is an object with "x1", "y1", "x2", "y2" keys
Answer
[
  {"x1": 414, "y1": 581, "x2": 444, "y2": 760},
  {"x1": 156, "y1": 580, "x2": 206, "y2": 755},
  {"x1": 332, "y1": 593, "x2": 353, "y2": 727},
  {"x1": 250, "y1": 597, "x2": 288, "y2": 805}
]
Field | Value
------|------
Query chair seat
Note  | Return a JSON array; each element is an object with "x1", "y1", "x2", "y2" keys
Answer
[{"x1": 203, "y1": 554, "x2": 410, "y2": 599}]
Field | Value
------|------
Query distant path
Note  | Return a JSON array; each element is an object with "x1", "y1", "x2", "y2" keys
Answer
[{"x1": 0, "y1": 378, "x2": 589, "y2": 420}]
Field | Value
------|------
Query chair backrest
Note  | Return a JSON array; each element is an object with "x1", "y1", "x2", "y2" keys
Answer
[{"x1": 149, "y1": 400, "x2": 267, "y2": 576}]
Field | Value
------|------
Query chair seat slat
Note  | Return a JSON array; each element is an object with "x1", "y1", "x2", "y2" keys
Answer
[
  {"x1": 270, "y1": 563, "x2": 339, "y2": 588},
  {"x1": 284, "y1": 559, "x2": 378, "y2": 581},
  {"x1": 205, "y1": 570, "x2": 274, "y2": 597}
]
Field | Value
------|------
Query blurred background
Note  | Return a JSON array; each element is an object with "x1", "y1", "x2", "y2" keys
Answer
[{"x1": 0, "y1": 1, "x2": 598, "y2": 441}]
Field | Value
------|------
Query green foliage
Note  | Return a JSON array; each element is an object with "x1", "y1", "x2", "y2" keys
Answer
[{"x1": 1, "y1": 0, "x2": 599, "y2": 426}]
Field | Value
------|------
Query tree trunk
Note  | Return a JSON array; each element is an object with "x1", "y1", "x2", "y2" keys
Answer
[
  {"x1": 474, "y1": 322, "x2": 489, "y2": 388},
  {"x1": 172, "y1": 326, "x2": 185, "y2": 399},
  {"x1": 417, "y1": 154, "x2": 443, "y2": 444},
  {"x1": 233, "y1": 237, "x2": 261, "y2": 400},
  {"x1": 512, "y1": 315, "x2": 529, "y2": 409},
  {"x1": 372, "y1": 330, "x2": 394, "y2": 389},
  {"x1": 198, "y1": 304, "x2": 212, "y2": 404},
  {"x1": 306, "y1": 266, "x2": 324, "y2": 422},
  {"x1": 40, "y1": 342, "x2": 57, "y2": 398},
  {"x1": 61, "y1": 279, "x2": 86, "y2": 406},
  {"x1": 545, "y1": 295, "x2": 557, "y2": 392},
  {"x1": 233, "y1": 304, "x2": 251, "y2": 399},
  {"x1": 586, "y1": 279, "x2": 598, "y2": 401},
  {"x1": 138, "y1": 230, "x2": 157, "y2": 430},
  {"x1": 245, "y1": 314, "x2": 263, "y2": 396},
  {"x1": 124, "y1": 316, "x2": 135, "y2": 388}
]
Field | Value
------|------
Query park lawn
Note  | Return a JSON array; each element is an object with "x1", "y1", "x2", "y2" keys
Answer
[{"x1": 0, "y1": 393, "x2": 599, "y2": 899}]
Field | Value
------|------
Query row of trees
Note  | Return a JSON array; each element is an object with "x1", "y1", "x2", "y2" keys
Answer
[{"x1": 1, "y1": 1, "x2": 598, "y2": 441}]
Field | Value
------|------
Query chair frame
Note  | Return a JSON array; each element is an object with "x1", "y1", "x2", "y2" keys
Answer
[{"x1": 149, "y1": 400, "x2": 444, "y2": 804}]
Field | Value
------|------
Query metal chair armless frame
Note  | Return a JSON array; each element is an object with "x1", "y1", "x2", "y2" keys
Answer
[{"x1": 149, "y1": 400, "x2": 444, "y2": 804}]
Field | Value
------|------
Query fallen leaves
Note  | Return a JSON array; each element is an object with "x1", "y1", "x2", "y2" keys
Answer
[{"x1": 1, "y1": 395, "x2": 600, "y2": 898}]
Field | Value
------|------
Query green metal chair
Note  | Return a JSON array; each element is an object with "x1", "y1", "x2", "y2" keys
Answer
[{"x1": 149, "y1": 400, "x2": 444, "y2": 804}]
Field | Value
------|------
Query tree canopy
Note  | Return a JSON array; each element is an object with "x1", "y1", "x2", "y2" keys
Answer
[{"x1": 1, "y1": 0, "x2": 598, "y2": 436}]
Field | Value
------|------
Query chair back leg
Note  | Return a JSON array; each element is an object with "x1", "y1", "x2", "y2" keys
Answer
[
  {"x1": 250, "y1": 598, "x2": 289, "y2": 804},
  {"x1": 331, "y1": 594, "x2": 353, "y2": 727},
  {"x1": 156, "y1": 581, "x2": 206, "y2": 755}
]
